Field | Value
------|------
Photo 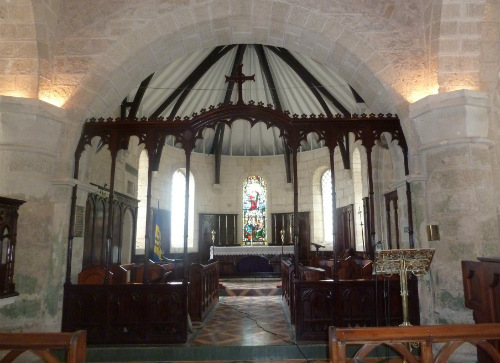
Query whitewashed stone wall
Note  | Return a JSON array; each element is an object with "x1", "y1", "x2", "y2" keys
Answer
[
  {"x1": 410, "y1": 90, "x2": 499, "y2": 325},
  {"x1": 154, "y1": 145, "x2": 360, "y2": 252},
  {"x1": 0, "y1": 0, "x2": 498, "y2": 340}
]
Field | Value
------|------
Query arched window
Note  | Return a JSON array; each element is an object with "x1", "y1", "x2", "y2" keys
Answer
[
  {"x1": 242, "y1": 176, "x2": 267, "y2": 246},
  {"x1": 321, "y1": 169, "x2": 333, "y2": 243},
  {"x1": 352, "y1": 149, "x2": 364, "y2": 251},
  {"x1": 170, "y1": 169, "x2": 194, "y2": 250},
  {"x1": 135, "y1": 150, "x2": 148, "y2": 256}
]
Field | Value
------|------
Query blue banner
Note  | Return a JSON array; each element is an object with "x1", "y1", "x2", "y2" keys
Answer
[{"x1": 152, "y1": 212, "x2": 162, "y2": 262}]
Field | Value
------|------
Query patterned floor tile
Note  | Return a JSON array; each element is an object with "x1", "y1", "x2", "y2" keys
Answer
[{"x1": 189, "y1": 295, "x2": 293, "y2": 346}]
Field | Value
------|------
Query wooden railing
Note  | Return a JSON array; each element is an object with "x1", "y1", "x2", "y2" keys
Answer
[
  {"x1": 188, "y1": 260, "x2": 219, "y2": 322},
  {"x1": 329, "y1": 323, "x2": 500, "y2": 363},
  {"x1": 0, "y1": 330, "x2": 86, "y2": 363}
]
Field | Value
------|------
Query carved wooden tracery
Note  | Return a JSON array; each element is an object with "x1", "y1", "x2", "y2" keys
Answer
[{"x1": 68, "y1": 99, "x2": 412, "y2": 281}]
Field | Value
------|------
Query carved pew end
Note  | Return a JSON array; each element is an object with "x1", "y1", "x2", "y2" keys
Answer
[{"x1": 0, "y1": 330, "x2": 86, "y2": 363}]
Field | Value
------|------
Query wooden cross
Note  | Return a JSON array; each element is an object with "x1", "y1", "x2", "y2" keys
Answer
[{"x1": 225, "y1": 63, "x2": 255, "y2": 104}]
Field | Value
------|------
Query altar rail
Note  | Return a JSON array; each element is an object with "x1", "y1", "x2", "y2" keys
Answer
[
  {"x1": 329, "y1": 323, "x2": 500, "y2": 363},
  {"x1": 294, "y1": 277, "x2": 419, "y2": 341},
  {"x1": 0, "y1": 330, "x2": 86, "y2": 363},
  {"x1": 188, "y1": 260, "x2": 219, "y2": 322},
  {"x1": 62, "y1": 283, "x2": 188, "y2": 344}
]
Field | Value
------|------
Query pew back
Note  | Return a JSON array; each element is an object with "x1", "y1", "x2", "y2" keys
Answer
[
  {"x1": 0, "y1": 330, "x2": 86, "y2": 363},
  {"x1": 188, "y1": 260, "x2": 219, "y2": 322},
  {"x1": 329, "y1": 323, "x2": 500, "y2": 363}
]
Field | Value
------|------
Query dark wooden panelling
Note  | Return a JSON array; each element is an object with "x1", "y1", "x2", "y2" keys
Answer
[
  {"x1": 62, "y1": 283, "x2": 188, "y2": 344},
  {"x1": 293, "y1": 276, "x2": 419, "y2": 341}
]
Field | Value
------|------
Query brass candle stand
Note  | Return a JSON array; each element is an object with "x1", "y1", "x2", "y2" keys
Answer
[
  {"x1": 373, "y1": 248, "x2": 435, "y2": 326},
  {"x1": 280, "y1": 229, "x2": 284, "y2": 255},
  {"x1": 211, "y1": 230, "x2": 216, "y2": 246}
]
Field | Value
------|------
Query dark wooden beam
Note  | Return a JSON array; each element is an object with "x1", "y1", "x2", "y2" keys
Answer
[
  {"x1": 151, "y1": 45, "x2": 236, "y2": 118},
  {"x1": 349, "y1": 85, "x2": 365, "y2": 104},
  {"x1": 128, "y1": 73, "x2": 154, "y2": 119},
  {"x1": 337, "y1": 134, "x2": 350, "y2": 169},
  {"x1": 120, "y1": 97, "x2": 133, "y2": 119},
  {"x1": 255, "y1": 44, "x2": 292, "y2": 183},
  {"x1": 213, "y1": 45, "x2": 247, "y2": 184},
  {"x1": 267, "y1": 46, "x2": 351, "y2": 168},
  {"x1": 267, "y1": 47, "x2": 350, "y2": 116},
  {"x1": 267, "y1": 46, "x2": 334, "y2": 117}
]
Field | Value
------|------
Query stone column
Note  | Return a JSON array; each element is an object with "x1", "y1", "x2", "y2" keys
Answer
[
  {"x1": 409, "y1": 89, "x2": 499, "y2": 324},
  {"x1": 0, "y1": 96, "x2": 72, "y2": 330}
]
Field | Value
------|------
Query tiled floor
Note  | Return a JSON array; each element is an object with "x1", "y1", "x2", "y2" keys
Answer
[
  {"x1": 190, "y1": 278, "x2": 291, "y2": 346},
  {"x1": 190, "y1": 296, "x2": 292, "y2": 346}
]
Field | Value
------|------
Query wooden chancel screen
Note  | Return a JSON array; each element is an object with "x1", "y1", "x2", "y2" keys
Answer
[{"x1": 62, "y1": 64, "x2": 414, "y2": 345}]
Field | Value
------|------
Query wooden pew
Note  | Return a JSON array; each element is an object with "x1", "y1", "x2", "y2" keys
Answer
[
  {"x1": 329, "y1": 323, "x2": 500, "y2": 363},
  {"x1": 298, "y1": 265, "x2": 326, "y2": 281},
  {"x1": 309, "y1": 256, "x2": 335, "y2": 278},
  {"x1": 188, "y1": 260, "x2": 219, "y2": 322},
  {"x1": 124, "y1": 260, "x2": 175, "y2": 283},
  {"x1": 77, "y1": 265, "x2": 127, "y2": 284},
  {"x1": 0, "y1": 330, "x2": 86, "y2": 363}
]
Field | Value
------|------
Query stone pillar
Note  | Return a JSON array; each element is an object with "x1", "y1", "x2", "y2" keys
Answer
[
  {"x1": 0, "y1": 96, "x2": 71, "y2": 331},
  {"x1": 409, "y1": 89, "x2": 499, "y2": 324}
]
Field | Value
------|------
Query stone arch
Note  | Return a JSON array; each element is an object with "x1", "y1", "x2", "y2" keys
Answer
[{"x1": 62, "y1": 5, "x2": 418, "y2": 121}]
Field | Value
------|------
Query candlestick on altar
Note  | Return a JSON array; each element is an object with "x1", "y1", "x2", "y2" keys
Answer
[
  {"x1": 373, "y1": 248, "x2": 435, "y2": 326},
  {"x1": 280, "y1": 229, "x2": 284, "y2": 255},
  {"x1": 211, "y1": 230, "x2": 216, "y2": 246}
]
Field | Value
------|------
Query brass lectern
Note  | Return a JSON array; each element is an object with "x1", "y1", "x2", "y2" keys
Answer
[{"x1": 373, "y1": 248, "x2": 435, "y2": 326}]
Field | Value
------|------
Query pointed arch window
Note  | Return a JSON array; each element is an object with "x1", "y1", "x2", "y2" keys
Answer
[
  {"x1": 170, "y1": 169, "x2": 194, "y2": 250},
  {"x1": 242, "y1": 176, "x2": 267, "y2": 246},
  {"x1": 321, "y1": 169, "x2": 333, "y2": 243},
  {"x1": 352, "y1": 149, "x2": 364, "y2": 251},
  {"x1": 135, "y1": 150, "x2": 148, "y2": 256}
]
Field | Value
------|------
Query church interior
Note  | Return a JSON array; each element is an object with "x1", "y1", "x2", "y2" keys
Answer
[{"x1": 0, "y1": 1, "x2": 499, "y2": 363}]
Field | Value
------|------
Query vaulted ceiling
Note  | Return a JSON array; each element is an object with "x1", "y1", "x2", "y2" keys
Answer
[{"x1": 122, "y1": 44, "x2": 370, "y2": 156}]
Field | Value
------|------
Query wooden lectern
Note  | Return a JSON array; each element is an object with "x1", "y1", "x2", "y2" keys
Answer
[{"x1": 373, "y1": 248, "x2": 435, "y2": 326}]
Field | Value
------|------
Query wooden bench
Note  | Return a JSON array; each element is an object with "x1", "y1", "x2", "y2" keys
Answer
[
  {"x1": 0, "y1": 330, "x2": 86, "y2": 363},
  {"x1": 329, "y1": 323, "x2": 500, "y2": 363}
]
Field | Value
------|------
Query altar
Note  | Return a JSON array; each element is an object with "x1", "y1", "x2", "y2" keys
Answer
[{"x1": 210, "y1": 245, "x2": 294, "y2": 276}]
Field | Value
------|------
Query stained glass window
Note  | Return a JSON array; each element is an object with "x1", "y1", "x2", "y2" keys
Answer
[{"x1": 243, "y1": 176, "x2": 267, "y2": 245}]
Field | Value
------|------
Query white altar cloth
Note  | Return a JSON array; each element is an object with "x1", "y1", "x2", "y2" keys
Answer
[{"x1": 211, "y1": 245, "x2": 294, "y2": 258}]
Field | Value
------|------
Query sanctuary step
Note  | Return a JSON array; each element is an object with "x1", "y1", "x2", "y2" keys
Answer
[
  {"x1": 219, "y1": 278, "x2": 282, "y2": 296},
  {"x1": 87, "y1": 344, "x2": 329, "y2": 362}
]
